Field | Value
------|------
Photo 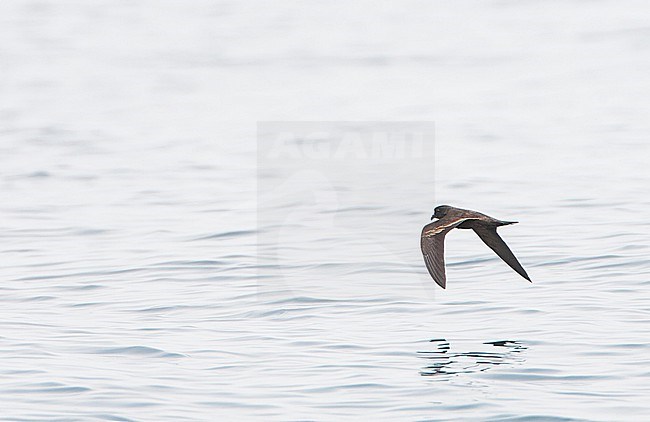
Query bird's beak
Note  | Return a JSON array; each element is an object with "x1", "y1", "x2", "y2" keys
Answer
[{"x1": 431, "y1": 214, "x2": 435, "y2": 220}]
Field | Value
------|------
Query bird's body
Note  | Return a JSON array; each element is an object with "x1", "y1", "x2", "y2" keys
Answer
[{"x1": 421, "y1": 205, "x2": 531, "y2": 289}]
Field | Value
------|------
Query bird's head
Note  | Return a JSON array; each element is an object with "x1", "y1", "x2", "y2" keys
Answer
[{"x1": 431, "y1": 205, "x2": 451, "y2": 220}]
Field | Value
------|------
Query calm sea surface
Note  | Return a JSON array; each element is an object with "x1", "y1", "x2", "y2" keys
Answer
[{"x1": 1, "y1": 1, "x2": 649, "y2": 420}]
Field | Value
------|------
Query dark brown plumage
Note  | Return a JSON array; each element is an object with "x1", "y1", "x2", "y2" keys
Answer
[{"x1": 420, "y1": 205, "x2": 531, "y2": 289}]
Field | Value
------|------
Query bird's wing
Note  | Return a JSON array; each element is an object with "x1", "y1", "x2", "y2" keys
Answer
[
  {"x1": 420, "y1": 215, "x2": 472, "y2": 289},
  {"x1": 472, "y1": 225, "x2": 531, "y2": 281}
]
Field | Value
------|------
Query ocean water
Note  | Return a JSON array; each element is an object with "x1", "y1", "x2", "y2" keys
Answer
[{"x1": 1, "y1": 1, "x2": 650, "y2": 420}]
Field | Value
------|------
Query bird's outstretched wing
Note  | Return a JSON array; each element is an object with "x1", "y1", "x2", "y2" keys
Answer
[
  {"x1": 472, "y1": 225, "x2": 531, "y2": 282},
  {"x1": 420, "y1": 215, "x2": 471, "y2": 289}
]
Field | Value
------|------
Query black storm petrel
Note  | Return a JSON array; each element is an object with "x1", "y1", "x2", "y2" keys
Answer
[{"x1": 420, "y1": 205, "x2": 531, "y2": 289}]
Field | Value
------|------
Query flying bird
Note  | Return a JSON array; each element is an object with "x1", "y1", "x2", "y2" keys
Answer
[{"x1": 421, "y1": 205, "x2": 531, "y2": 289}]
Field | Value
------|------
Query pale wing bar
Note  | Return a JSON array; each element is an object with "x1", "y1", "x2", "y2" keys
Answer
[{"x1": 420, "y1": 216, "x2": 472, "y2": 289}]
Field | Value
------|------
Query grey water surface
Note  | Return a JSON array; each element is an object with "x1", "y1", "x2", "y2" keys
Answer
[{"x1": 1, "y1": 1, "x2": 650, "y2": 420}]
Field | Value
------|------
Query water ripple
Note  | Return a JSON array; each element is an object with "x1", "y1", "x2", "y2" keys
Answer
[{"x1": 90, "y1": 346, "x2": 186, "y2": 358}]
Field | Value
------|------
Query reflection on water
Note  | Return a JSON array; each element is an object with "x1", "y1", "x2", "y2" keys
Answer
[{"x1": 419, "y1": 339, "x2": 527, "y2": 377}]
